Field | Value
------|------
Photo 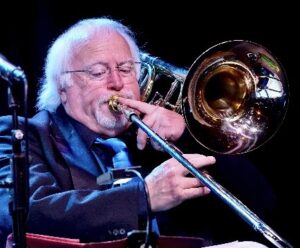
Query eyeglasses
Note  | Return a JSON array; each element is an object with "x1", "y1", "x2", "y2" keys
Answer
[{"x1": 62, "y1": 61, "x2": 140, "y2": 81}]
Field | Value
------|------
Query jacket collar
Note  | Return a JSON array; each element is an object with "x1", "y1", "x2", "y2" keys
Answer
[{"x1": 49, "y1": 106, "x2": 101, "y2": 188}]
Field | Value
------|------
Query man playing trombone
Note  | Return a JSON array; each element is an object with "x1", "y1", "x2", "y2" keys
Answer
[{"x1": 0, "y1": 17, "x2": 276, "y2": 247}]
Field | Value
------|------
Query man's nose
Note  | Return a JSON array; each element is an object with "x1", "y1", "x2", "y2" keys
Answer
[{"x1": 106, "y1": 69, "x2": 124, "y2": 91}]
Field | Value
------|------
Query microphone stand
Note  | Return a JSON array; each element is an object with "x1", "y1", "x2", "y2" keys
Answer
[{"x1": 1, "y1": 70, "x2": 29, "y2": 248}]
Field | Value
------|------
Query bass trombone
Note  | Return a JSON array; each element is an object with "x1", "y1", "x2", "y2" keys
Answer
[{"x1": 109, "y1": 40, "x2": 291, "y2": 248}]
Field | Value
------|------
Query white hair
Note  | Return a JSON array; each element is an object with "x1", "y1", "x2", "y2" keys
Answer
[{"x1": 36, "y1": 18, "x2": 141, "y2": 112}]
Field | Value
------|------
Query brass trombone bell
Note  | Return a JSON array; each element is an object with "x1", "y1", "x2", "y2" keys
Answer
[
  {"x1": 182, "y1": 40, "x2": 288, "y2": 154},
  {"x1": 139, "y1": 40, "x2": 288, "y2": 154}
]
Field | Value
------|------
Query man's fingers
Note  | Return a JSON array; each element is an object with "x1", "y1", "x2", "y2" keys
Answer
[
  {"x1": 136, "y1": 129, "x2": 148, "y2": 150},
  {"x1": 175, "y1": 154, "x2": 216, "y2": 175},
  {"x1": 181, "y1": 177, "x2": 204, "y2": 189},
  {"x1": 181, "y1": 186, "x2": 211, "y2": 200},
  {"x1": 136, "y1": 115, "x2": 156, "y2": 150},
  {"x1": 118, "y1": 97, "x2": 156, "y2": 114}
]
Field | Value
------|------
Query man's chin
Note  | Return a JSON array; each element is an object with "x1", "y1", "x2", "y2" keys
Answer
[
  {"x1": 96, "y1": 112, "x2": 128, "y2": 130},
  {"x1": 106, "y1": 120, "x2": 129, "y2": 131}
]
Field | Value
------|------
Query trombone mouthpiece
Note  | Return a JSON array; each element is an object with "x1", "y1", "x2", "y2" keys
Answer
[{"x1": 108, "y1": 95, "x2": 121, "y2": 113}]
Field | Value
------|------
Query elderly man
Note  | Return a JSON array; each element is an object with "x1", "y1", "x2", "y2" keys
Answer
[{"x1": 0, "y1": 18, "x2": 275, "y2": 248}]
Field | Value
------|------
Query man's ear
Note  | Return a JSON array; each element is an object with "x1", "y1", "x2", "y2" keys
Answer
[{"x1": 60, "y1": 89, "x2": 67, "y2": 104}]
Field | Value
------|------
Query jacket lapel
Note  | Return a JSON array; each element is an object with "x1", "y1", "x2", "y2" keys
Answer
[{"x1": 50, "y1": 107, "x2": 101, "y2": 189}]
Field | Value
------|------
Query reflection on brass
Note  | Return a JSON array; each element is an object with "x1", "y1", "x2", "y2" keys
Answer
[
  {"x1": 108, "y1": 95, "x2": 121, "y2": 113},
  {"x1": 140, "y1": 40, "x2": 288, "y2": 154}
]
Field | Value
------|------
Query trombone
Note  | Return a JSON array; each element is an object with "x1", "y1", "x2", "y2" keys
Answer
[{"x1": 109, "y1": 40, "x2": 292, "y2": 248}]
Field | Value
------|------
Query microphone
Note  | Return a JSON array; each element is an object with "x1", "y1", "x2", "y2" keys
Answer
[
  {"x1": 0, "y1": 54, "x2": 26, "y2": 83},
  {"x1": 96, "y1": 166, "x2": 141, "y2": 186}
]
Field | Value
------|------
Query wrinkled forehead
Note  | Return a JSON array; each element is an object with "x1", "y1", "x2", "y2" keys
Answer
[{"x1": 70, "y1": 29, "x2": 133, "y2": 68}]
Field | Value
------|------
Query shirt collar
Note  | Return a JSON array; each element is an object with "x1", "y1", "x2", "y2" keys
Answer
[
  {"x1": 58, "y1": 105, "x2": 137, "y2": 147},
  {"x1": 67, "y1": 115, "x2": 100, "y2": 148}
]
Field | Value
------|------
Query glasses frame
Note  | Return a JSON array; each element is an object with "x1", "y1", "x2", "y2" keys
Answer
[{"x1": 62, "y1": 61, "x2": 142, "y2": 81}]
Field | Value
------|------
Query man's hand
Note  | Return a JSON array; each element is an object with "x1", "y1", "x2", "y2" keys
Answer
[
  {"x1": 145, "y1": 154, "x2": 216, "y2": 212},
  {"x1": 118, "y1": 97, "x2": 185, "y2": 150}
]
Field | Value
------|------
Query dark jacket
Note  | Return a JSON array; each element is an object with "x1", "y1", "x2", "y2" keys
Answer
[{"x1": 0, "y1": 106, "x2": 276, "y2": 247}]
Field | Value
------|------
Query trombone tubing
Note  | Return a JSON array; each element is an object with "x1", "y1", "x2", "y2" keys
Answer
[{"x1": 123, "y1": 110, "x2": 292, "y2": 248}]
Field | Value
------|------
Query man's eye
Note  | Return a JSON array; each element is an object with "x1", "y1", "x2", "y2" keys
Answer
[
  {"x1": 90, "y1": 70, "x2": 106, "y2": 77},
  {"x1": 118, "y1": 67, "x2": 133, "y2": 74}
]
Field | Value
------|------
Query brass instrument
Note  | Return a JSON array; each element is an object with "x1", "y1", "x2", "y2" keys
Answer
[
  {"x1": 140, "y1": 40, "x2": 288, "y2": 154},
  {"x1": 109, "y1": 40, "x2": 291, "y2": 248}
]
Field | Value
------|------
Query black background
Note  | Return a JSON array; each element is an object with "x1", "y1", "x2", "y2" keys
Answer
[{"x1": 0, "y1": 1, "x2": 298, "y2": 247}]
